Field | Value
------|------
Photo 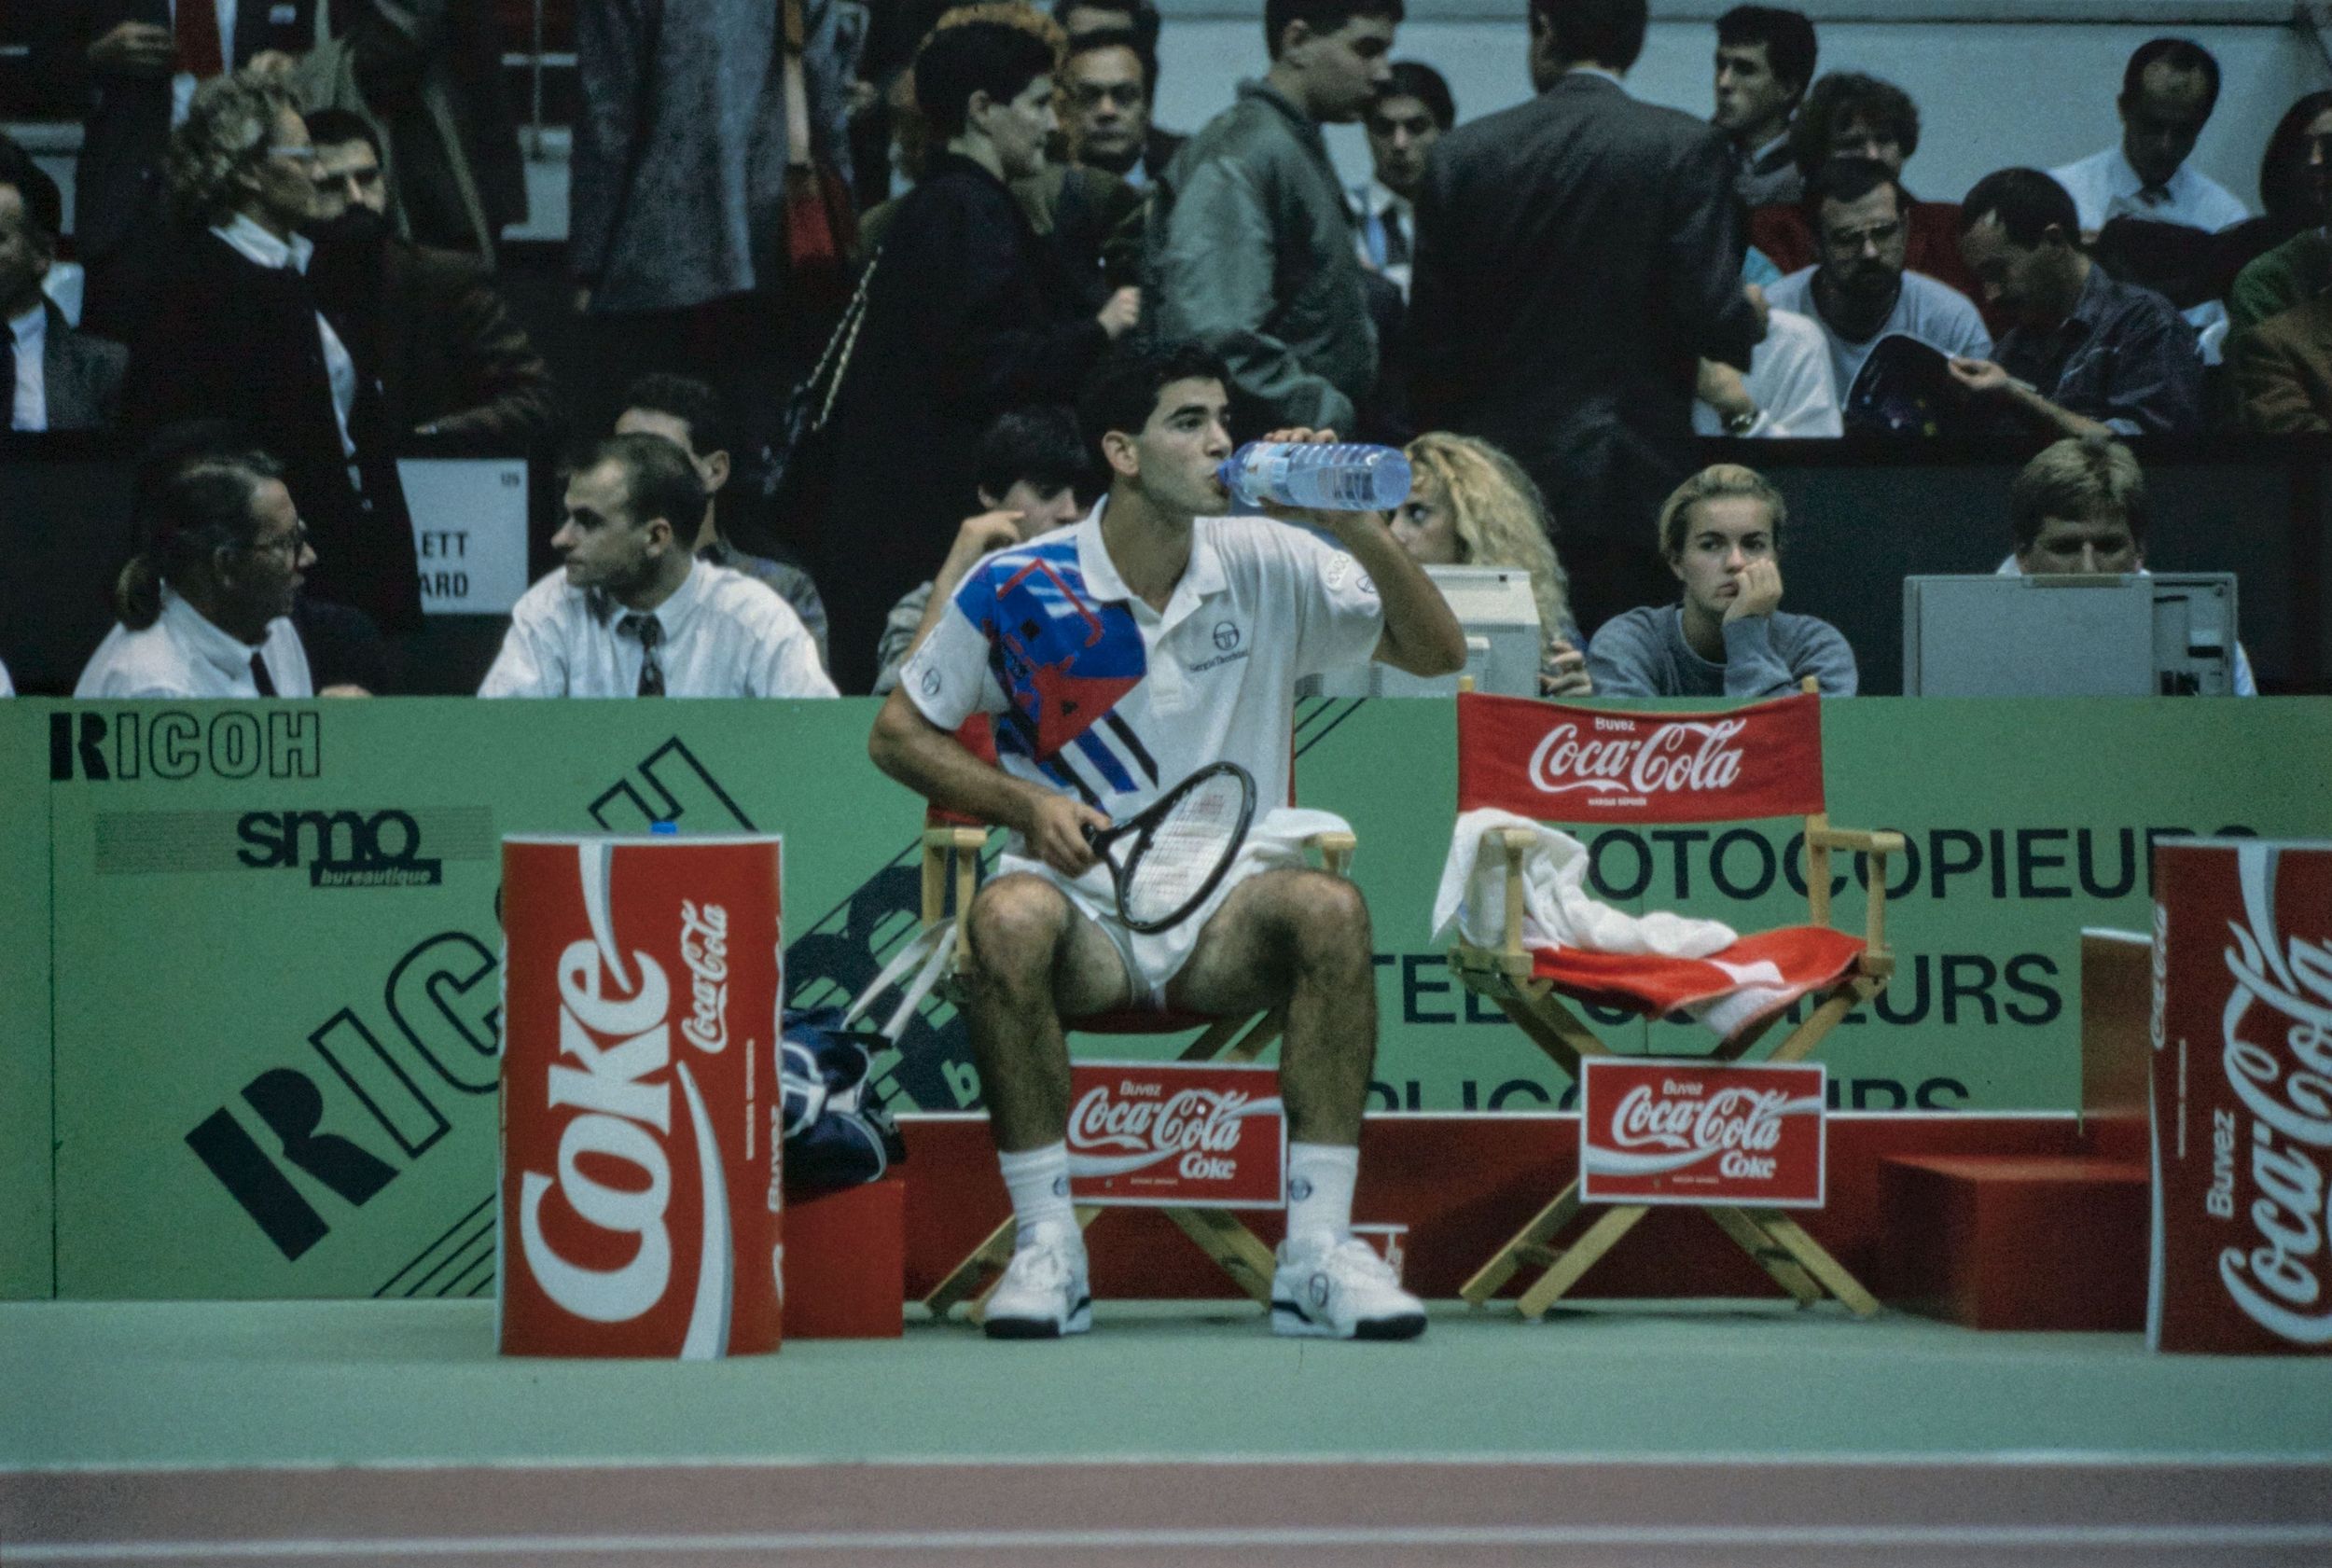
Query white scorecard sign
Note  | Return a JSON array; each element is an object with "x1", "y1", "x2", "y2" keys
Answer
[{"x1": 397, "y1": 458, "x2": 530, "y2": 616}]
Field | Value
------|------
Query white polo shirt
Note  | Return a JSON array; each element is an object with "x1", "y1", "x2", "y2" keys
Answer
[
  {"x1": 75, "y1": 588, "x2": 313, "y2": 699},
  {"x1": 479, "y1": 558, "x2": 838, "y2": 698},
  {"x1": 900, "y1": 502, "x2": 1384, "y2": 847}
]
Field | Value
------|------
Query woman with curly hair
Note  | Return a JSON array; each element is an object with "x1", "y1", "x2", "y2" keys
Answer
[
  {"x1": 125, "y1": 70, "x2": 423, "y2": 635},
  {"x1": 1393, "y1": 432, "x2": 1590, "y2": 697}
]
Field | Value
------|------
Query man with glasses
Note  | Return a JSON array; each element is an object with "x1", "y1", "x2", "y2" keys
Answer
[
  {"x1": 1760, "y1": 157, "x2": 1988, "y2": 417},
  {"x1": 76, "y1": 449, "x2": 319, "y2": 699},
  {"x1": 300, "y1": 108, "x2": 561, "y2": 447}
]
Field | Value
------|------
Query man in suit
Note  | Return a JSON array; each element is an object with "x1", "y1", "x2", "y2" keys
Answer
[
  {"x1": 1409, "y1": 0, "x2": 1766, "y2": 635},
  {"x1": 40, "y1": 0, "x2": 317, "y2": 340},
  {"x1": 129, "y1": 73, "x2": 423, "y2": 633},
  {"x1": 0, "y1": 149, "x2": 128, "y2": 432},
  {"x1": 301, "y1": 108, "x2": 560, "y2": 447}
]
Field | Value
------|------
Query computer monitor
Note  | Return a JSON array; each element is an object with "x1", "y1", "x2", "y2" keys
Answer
[
  {"x1": 1902, "y1": 573, "x2": 2239, "y2": 696},
  {"x1": 1306, "y1": 564, "x2": 1543, "y2": 699}
]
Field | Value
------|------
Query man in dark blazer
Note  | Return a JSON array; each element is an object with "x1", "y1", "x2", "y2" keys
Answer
[
  {"x1": 38, "y1": 0, "x2": 318, "y2": 340},
  {"x1": 302, "y1": 109, "x2": 560, "y2": 447},
  {"x1": 1409, "y1": 0, "x2": 1766, "y2": 634},
  {"x1": 0, "y1": 148, "x2": 128, "y2": 431},
  {"x1": 128, "y1": 75, "x2": 422, "y2": 633}
]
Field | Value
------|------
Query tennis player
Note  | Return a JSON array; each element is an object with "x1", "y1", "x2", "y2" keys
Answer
[{"x1": 870, "y1": 340, "x2": 1466, "y2": 1339}]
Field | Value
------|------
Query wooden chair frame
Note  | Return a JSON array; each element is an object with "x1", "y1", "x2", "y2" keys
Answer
[
  {"x1": 1451, "y1": 682, "x2": 1900, "y2": 1321},
  {"x1": 918, "y1": 820, "x2": 1356, "y2": 1322}
]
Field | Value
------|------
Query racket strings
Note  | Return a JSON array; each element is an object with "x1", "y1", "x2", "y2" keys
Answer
[{"x1": 1121, "y1": 777, "x2": 1247, "y2": 925}]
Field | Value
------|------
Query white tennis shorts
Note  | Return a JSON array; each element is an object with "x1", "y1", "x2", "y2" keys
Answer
[{"x1": 995, "y1": 806, "x2": 1353, "y2": 1010}]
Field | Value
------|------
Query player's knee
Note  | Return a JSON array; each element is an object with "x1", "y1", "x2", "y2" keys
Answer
[
  {"x1": 964, "y1": 874, "x2": 1069, "y2": 983},
  {"x1": 1283, "y1": 871, "x2": 1371, "y2": 957}
]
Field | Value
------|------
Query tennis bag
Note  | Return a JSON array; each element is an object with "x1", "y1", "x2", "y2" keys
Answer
[{"x1": 780, "y1": 1006, "x2": 905, "y2": 1193}]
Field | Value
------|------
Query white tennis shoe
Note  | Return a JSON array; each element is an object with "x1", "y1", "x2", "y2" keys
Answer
[
  {"x1": 982, "y1": 1229, "x2": 1092, "y2": 1339},
  {"x1": 1270, "y1": 1234, "x2": 1428, "y2": 1340}
]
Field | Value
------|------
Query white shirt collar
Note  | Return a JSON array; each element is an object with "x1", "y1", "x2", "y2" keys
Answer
[
  {"x1": 1075, "y1": 499, "x2": 1228, "y2": 635},
  {"x1": 1358, "y1": 179, "x2": 1409, "y2": 221},
  {"x1": 607, "y1": 557, "x2": 708, "y2": 639},
  {"x1": 214, "y1": 213, "x2": 315, "y2": 275},
  {"x1": 2106, "y1": 145, "x2": 2186, "y2": 201},
  {"x1": 8, "y1": 299, "x2": 43, "y2": 348},
  {"x1": 160, "y1": 585, "x2": 266, "y2": 679}
]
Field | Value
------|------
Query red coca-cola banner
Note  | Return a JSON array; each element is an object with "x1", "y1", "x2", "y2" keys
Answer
[
  {"x1": 1455, "y1": 690, "x2": 1826, "y2": 824},
  {"x1": 1580, "y1": 1060, "x2": 1827, "y2": 1207},
  {"x1": 499, "y1": 835, "x2": 784, "y2": 1358},
  {"x1": 2150, "y1": 840, "x2": 2332, "y2": 1355},
  {"x1": 1067, "y1": 1062, "x2": 1285, "y2": 1208}
]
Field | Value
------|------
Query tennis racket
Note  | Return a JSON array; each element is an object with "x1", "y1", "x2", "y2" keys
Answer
[{"x1": 1084, "y1": 762, "x2": 1257, "y2": 934}]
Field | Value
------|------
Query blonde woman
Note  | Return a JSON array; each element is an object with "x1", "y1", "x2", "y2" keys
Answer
[{"x1": 1394, "y1": 433, "x2": 1591, "y2": 696}]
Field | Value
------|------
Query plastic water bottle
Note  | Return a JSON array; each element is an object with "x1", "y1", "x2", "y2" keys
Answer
[{"x1": 1218, "y1": 441, "x2": 1412, "y2": 511}]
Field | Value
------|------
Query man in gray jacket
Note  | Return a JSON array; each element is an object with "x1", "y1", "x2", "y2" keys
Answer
[{"x1": 1146, "y1": 0, "x2": 1399, "y2": 433}]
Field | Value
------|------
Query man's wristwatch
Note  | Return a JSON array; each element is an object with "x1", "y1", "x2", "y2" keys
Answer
[{"x1": 1722, "y1": 407, "x2": 1758, "y2": 436}]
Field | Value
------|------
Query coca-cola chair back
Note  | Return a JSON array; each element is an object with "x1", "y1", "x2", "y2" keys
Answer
[{"x1": 1455, "y1": 689, "x2": 1828, "y2": 827}]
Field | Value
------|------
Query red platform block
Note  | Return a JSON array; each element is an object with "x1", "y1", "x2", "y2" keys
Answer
[
  {"x1": 1879, "y1": 1155, "x2": 2148, "y2": 1331},
  {"x1": 782, "y1": 1175, "x2": 906, "y2": 1339}
]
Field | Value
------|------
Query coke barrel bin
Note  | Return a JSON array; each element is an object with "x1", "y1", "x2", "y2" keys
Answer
[{"x1": 499, "y1": 834, "x2": 784, "y2": 1357}]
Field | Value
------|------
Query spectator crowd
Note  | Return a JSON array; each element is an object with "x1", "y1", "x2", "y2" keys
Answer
[{"x1": 0, "y1": 0, "x2": 2312, "y2": 700}]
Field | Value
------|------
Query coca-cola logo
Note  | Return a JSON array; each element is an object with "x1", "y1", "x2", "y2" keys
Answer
[
  {"x1": 516, "y1": 849, "x2": 732, "y2": 1352},
  {"x1": 2213, "y1": 850, "x2": 2332, "y2": 1346},
  {"x1": 1068, "y1": 1083, "x2": 1279, "y2": 1184},
  {"x1": 680, "y1": 900, "x2": 729, "y2": 1054},
  {"x1": 1528, "y1": 717, "x2": 1747, "y2": 799},
  {"x1": 1585, "y1": 1078, "x2": 1818, "y2": 1182}
]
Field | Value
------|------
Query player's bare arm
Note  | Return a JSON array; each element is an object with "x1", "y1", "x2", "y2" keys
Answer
[
  {"x1": 1257, "y1": 426, "x2": 1467, "y2": 677},
  {"x1": 868, "y1": 691, "x2": 1107, "y2": 876}
]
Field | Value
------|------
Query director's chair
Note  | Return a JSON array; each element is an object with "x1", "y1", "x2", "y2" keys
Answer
[
  {"x1": 916, "y1": 719, "x2": 1354, "y2": 1321},
  {"x1": 1449, "y1": 681, "x2": 1898, "y2": 1320}
]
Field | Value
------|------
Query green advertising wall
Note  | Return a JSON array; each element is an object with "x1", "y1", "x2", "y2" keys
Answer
[{"x1": 7, "y1": 696, "x2": 2329, "y2": 1300}]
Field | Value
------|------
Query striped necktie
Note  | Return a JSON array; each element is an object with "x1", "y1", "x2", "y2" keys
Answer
[
  {"x1": 248, "y1": 652, "x2": 277, "y2": 697},
  {"x1": 620, "y1": 614, "x2": 666, "y2": 697}
]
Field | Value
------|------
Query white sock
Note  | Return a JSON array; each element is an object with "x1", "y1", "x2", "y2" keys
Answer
[
  {"x1": 997, "y1": 1142, "x2": 1076, "y2": 1246},
  {"x1": 1285, "y1": 1142, "x2": 1358, "y2": 1252}
]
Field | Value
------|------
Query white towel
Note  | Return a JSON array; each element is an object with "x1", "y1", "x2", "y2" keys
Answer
[{"x1": 1431, "y1": 807, "x2": 1738, "y2": 959}]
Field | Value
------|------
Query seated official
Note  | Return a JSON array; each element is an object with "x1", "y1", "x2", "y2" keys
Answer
[
  {"x1": 1762, "y1": 156, "x2": 1991, "y2": 412},
  {"x1": 0, "y1": 146, "x2": 126, "y2": 431},
  {"x1": 614, "y1": 373, "x2": 832, "y2": 673},
  {"x1": 1949, "y1": 167, "x2": 2204, "y2": 437},
  {"x1": 1996, "y1": 435, "x2": 2256, "y2": 695},
  {"x1": 301, "y1": 110, "x2": 562, "y2": 449},
  {"x1": 1588, "y1": 463, "x2": 1857, "y2": 698},
  {"x1": 872, "y1": 406, "x2": 1095, "y2": 695},
  {"x1": 1395, "y1": 431, "x2": 1590, "y2": 695},
  {"x1": 131, "y1": 418, "x2": 390, "y2": 694},
  {"x1": 76, "y1": 450, "x2": 316, "y2": 699},
  {"x1": 480, "y1": 434, "x2": 837, "y2": 699}
]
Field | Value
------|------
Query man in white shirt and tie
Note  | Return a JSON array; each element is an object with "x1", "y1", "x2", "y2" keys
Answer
[
  {"x1": 76, "y1": 448, "x2": 317, "y2": 699},
  {"x1": 480, "y1": 434, "x2": 837, "y2": 700},
  {"x1": 2048, "y1": 37, "x2": 2247, "y2": 357},
  {"x1": 1351, "y1": 61, "x2": 1451, "y2": 301}
]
